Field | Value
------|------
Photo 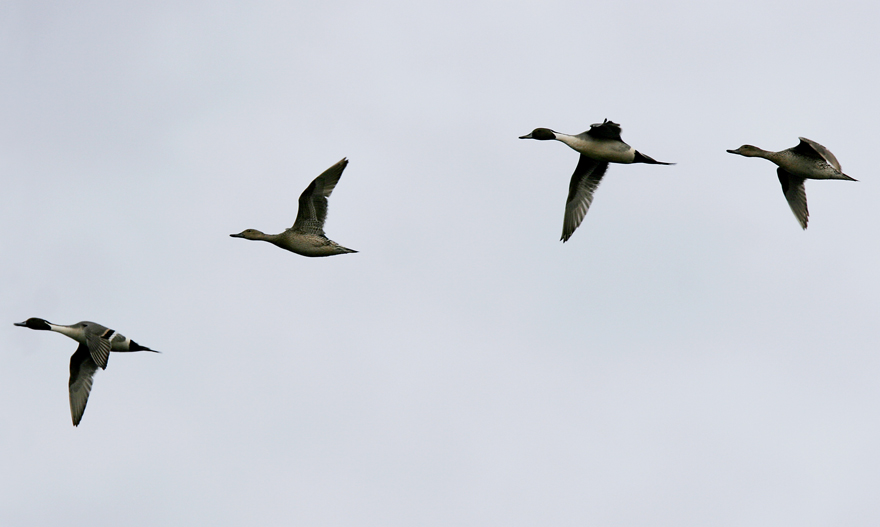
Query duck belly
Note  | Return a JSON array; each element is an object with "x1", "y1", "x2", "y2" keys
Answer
[
  {"x1": 779, "y1": 157, "x2": 837, "y2": 180},
  {"x1": 587, "y1": 142, "x2": 636, "y2": 163},
  {"x1": 277, "y1": 234, "x2": 346, "y2": 257},
  {"x1": 563, "y1": 136, "x2": 634, "y2": 163}
]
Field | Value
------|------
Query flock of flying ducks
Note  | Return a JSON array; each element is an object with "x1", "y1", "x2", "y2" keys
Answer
[{"x1": 15, "y1": 119, "x2": 857, "y2": 426}]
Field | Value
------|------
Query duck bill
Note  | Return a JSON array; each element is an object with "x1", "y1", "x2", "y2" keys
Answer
[{"x1": 519, "y1": 133, "x2": 533, "y2": 139}]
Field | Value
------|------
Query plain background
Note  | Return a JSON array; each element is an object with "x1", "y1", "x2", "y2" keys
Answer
[{"x1": 2, "y1": 1, "x2": 879, "y2": 525}]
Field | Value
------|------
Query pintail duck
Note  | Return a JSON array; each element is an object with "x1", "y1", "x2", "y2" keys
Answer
[
  {"x1": 14, "y1": 318, "x2": 159, "y2": 426},
  {"x1": 231, "y1": 158, "x2": 357, "y2": 257},
  {"x1": 727, "y1": 138, "x2": 856, "y2": 229},
  {"x1": 520, "y1": 120, "x2": 674, "y2": 242}
]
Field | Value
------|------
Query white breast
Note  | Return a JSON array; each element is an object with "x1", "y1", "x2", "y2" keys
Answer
[{"x1": 555, "y1": 134, "x2": 635, "y2": 163}]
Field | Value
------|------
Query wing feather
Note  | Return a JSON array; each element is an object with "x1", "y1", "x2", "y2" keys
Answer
[
  {"x1": 585, "y1": 119, "x2": 623, "y2": 141},
  {"x1": 561, "y1": 156, "x2": 609, "y2": 242},
  {"x1": 69, "y1": 343, "x2": 98, "y2": 426},
  {"x1": 292, "y1": 158, "x2": 349, "y2": 235},
  {"x1": 777, "y1": 168, "x2": 809, "y2": 229},
  {"x1": 797, "y1": 137, "x2": 841, "y2": 171},
  {"x1": 85, "y1": 329, "x2": 112, "y2": 370}
]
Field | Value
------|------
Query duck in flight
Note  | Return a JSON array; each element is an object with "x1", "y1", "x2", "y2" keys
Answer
[
  {"x1": 520, "y1": 120, "x2": 674, "y2": 242},
  {"x1": 727, "y1": 138, "x2": 856, "y2": 229},
  {"x1": 14, "y1": 318, "x2": 159, "y2": 426},
  {"x1": 231, "y1": 158, "x2": 357, "y2": 257}
]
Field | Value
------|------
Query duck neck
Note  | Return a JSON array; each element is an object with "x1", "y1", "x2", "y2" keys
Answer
[
  {"x1": 52, "y1": 324, "x2": 86, "y2": 342},
  {"x1": 245, "y1": 230, "x2": 277, "y2": 242},
  {"x1": 553, "y1": 133, "x2": 591, "y2": 153},
  {"x1": 552, "y1": 132, "x2": 578, "y2": 146},
  {"x1": 262, "y1": 232, "x2": 283, "y2": 243},
  {"x1": 747, "y1": 147, "x2": 777, "y2": 161},
  {"x1": 761, "y1": 149, "x2": 781, "y2": 162}
]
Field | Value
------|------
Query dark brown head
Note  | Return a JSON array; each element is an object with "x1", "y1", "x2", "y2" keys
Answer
[
  {"x1": 14, "y1": 317, "x2": 52, "y2": 331},
  {"x1": 519, "y1": 128, "x2": 557, "y2": 141}
]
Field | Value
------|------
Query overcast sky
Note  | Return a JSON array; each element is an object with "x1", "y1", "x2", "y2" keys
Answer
[{"x1": 2, "y1": 1, "x2": 879, "y2": 525}]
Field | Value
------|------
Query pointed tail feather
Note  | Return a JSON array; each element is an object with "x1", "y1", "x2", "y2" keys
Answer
[{"x1": 633, "y1": 151, "x2": 674, "y2": 165}]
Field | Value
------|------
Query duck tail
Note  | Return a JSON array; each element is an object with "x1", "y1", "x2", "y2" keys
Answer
[
  {"x1": 130, "y1": 340, "x2": 160, "y2": 353},
  {"x1": 633, "y1": 151, "x2": 674, "y2": 165},
  {"x1": 331, "y1": 242, "x2": 358, "y2": 254}
]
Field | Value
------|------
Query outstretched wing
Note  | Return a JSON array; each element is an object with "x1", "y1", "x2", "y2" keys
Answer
[
  {"x1": 777, "y1": 168, "x2": 809, "y2": 230},
  {"x1": 561, "y1": 156, "x2": 610, "y2": 242},
  {"x1": 585, "y1": 119, "x2": 623, "y2": 141},
  {"x1": 292, "y1": 158, "x2": 349, "y2": 236},
  {"x1": 85, "y1": 327, "x2": 114, "y2": 370},
  {"x1": 797, "y1": 137, "x2": 841, "y2": 171},
  {"x1": 69, "y1": 343, "x2": 99, "y2": 426}
]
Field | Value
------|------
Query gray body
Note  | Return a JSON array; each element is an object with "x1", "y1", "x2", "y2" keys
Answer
[
  {"x1": 727, "y1": 137, "x2": 856, "y2": 229},
  {"x1": 231, "y1": 158, "x2": 357, "y2": 257},
  {"x1": 548, "y1": 129, "x2": 639, "y2": 163},
  {"x1": 520, "y1": 120, "x2": 674, "y2": 242},
  {"x1": 14, "y1": 317, "x2": 158, "y2": 426},
  {"x1": 232, "y1": 229, "x2": 356, "y2": 257}
]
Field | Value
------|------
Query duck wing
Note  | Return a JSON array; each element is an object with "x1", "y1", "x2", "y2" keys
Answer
[
  {"x1": 85, "y1": 327, "x2": 114, "y2": 370},
  {"x1": 292, "y1": 158, "x2": 348, "y2": 236},
  {"x1": 585, "y1": 119, "x2": 623, "y2": 141},
  {"x1": 69, "y1": 343, "x2": 98, "y2": 426},
  {"x1": 777, "y1": 168, "x2": 809, "y2": 230},
  {"x1": 795, "y1": 137, "x2": 841, "y2": 171},
  {"x1": 562, "y1": 156, "x2": 609, "y2": 242}
]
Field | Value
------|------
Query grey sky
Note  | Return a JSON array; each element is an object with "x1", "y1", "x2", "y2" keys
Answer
[{"x1": 2, "y1": 1, "x2": 879, "y2": 525}]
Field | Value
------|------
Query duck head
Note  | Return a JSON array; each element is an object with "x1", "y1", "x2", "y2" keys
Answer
[
  {"x1": 14, "y1": 317, "x2": 52, "y2": 330},
  {"x1": 519, "y1": 128, "x2": 556, "y2": 140},
  {"x1": 726, "y1": 145, "x2": 763, "y2": 157},
  {"x1": 230, "y1": 229, "x2": 266, "y2": 240}
]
